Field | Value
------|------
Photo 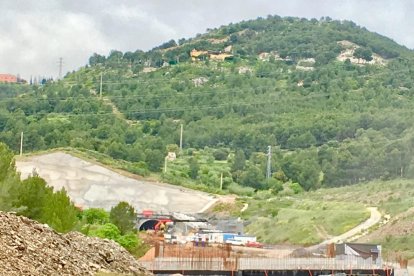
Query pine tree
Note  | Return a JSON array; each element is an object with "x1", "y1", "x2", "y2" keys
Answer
[
  {"x1": 16, "y1": 176, "x2": 53, "y2": 220},
  {"x1": 110, "y1": 201, "x2": 137, "y2": 235},
  {"x1": 41, "y1": 188, "x2": 78, "y2": 233},
  {"x1": 0, "y1": 143, "x2": 21, "y2": 211}
]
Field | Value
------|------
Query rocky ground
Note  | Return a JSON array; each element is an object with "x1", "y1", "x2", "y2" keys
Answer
[{"x1": 0, "y1": 212, "x2": 150, "y2": 275}]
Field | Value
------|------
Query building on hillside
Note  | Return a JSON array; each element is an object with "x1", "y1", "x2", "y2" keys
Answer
[
  {"x1": 0, "y1": 74, "x2": 18, "y2": 83},
  {"x1": 190, "y1": 49, "x2": 234, "y2": 62},
  {"x1": 167, "y1": 152, "x2": 176, "y2": 161},
  {"x1": 190, "y1": 49, "x2": 209, "y2": 61},
  {"x1": 209, "y1": 52, "x2": 234, "y2": 61}
]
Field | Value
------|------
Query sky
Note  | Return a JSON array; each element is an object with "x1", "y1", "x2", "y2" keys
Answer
[{"x1": 1, "y1": 0, "x2": 413, "y2": 80}]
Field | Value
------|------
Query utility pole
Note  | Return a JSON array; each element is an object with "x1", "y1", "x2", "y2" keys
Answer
[
  {"x1": 164, "y1": 156, "x2": 168, "y2": 173},
  {"x1": 58, "y1": 57, "x2": 63, "y2": 79},
  {"x1": 266, "y1": 145, "x2": 271, "y2": 179},
  {"x1": 20, "y1": 132, "x2": 24, "y2": 156},
  {"x1": 99, "y1": 72, "x2": 103, "y2": 99},
  {"x1": 179, "y1": 124, "x2": 183, "y2": 151},
  {"x1": 220, "y1": 173, "x2": 223, "y2": 190}
]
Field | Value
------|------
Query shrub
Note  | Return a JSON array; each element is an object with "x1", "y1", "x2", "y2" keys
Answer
[
  {"x1": 213, "y1": 149, "x2": 229, "y2": 160},
  {"x1": 227, "y1": 183, "x2": 255, "y2": 196},
  {"x1": 83, "y1": 208, "x2": 109, "y2": 224}
]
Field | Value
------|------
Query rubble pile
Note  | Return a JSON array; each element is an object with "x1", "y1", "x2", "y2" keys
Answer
[{"x1": 0, "y1": 212, "x2": 150, "y2": 275}]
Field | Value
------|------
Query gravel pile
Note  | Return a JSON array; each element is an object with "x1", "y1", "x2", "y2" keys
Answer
[{"x1": 0, "y1": 212, "x2": 150, "y2": 275}]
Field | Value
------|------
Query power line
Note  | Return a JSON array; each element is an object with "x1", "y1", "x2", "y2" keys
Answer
[
  {"x1": 1, "y1": 68, "x2": 413, "y2": 104},
  {"x1": 0, "y1": 85, "x2": 282, "y2": 102},
  {"x1": 58, "y1": 57, "x2": 63, "y2": 80},
  {"x1": 3, "y1": 97, "x2": 412, "y2": 119}
]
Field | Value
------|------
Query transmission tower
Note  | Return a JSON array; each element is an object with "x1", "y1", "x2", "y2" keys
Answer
[
  {"x1": 266, "y1": 145, "x2": 272, "y2": 179},
  {"x1": 58, "y1": 57, "x2": 63, "y2": 79}
]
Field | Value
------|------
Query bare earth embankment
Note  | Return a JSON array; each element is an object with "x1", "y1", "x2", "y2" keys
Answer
[{"x1": 15, "y1": 152, "x2": 216, "y2": 213}]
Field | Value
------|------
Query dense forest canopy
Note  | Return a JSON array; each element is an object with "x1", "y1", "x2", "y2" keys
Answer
[{"x1": 2, "y1": 15, "x2": 414, "y2": 192}]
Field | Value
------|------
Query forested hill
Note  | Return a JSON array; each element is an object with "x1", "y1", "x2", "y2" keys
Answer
[{"x1": 2, "y1": 15, "x2": 414, "y2": 193}]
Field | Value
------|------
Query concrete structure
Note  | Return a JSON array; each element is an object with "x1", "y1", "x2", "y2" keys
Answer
[
  {"x1": 15, "y1": 152, "x2": 216, "y2": 213},
  {"x1": 0, "y1": 74, "x2": 17, "y2": 83},
  {"x1": 140, "y1": 256, "x2": 394, "y2": 275},
  {"x1": 336, "y1": 243, "x2": 381, "y2": 263}
]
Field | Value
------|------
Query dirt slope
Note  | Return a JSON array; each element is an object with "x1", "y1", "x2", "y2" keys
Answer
[
  {"x1": 15, "y1": 152, "x2": 215, "y2": 213},
  {"x1": 0, "y1": 212, "x2": 150, "y2": 276}
]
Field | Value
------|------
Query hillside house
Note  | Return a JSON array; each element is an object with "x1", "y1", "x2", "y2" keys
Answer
[
  {"x1": 209, "y1": 52, "x2": 234, "y2": 61},
  {"x1": 190, "y1": 49, "x2": 234, "y2": 62},
  {"x1": 0, "y1": 74, "x2": 17, "y2": 83},
  {"x1": 190, "y1": 49, "x2": 209, "y2": 61},
  {"x1": 167, "y1": 152, "x2": 176, "y2": 161}
]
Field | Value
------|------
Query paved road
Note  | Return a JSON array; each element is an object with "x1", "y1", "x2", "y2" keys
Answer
[{"x1": 15, "y1": 152, "x2": 215, "y2": 213}]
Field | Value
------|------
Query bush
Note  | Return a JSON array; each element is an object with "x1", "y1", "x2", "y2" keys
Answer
[
  {"x1": 83, "y1": 208, "x2": 109, "y2": 224},
  {"x1": 227, "y1": 183, "x2": 255, "y2": 196},
  {"x1": 87, "y1": 223, "x2": 148, "y2": 257},
  {"x1": 116, "y1": 233, "x2": 138, "y2": 250},
  {"x1": 213, "y1": 149, "x2": 229, "y2": 160},
  {"x1": 89, "y1": 223, "x2": 121, "y2": 240},
  {"x1": 289, "y1": 182, "x2": 304, "y2": 194}
]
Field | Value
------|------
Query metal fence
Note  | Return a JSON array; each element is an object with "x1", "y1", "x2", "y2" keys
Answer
[
  {"x1": 238, "y1": 257, "x2": 380, "y2": 270},
  {"x1": 140, "y1": 257, "x2": 235, "y2": 271},
  {"x1": 139, "y1": 256, "x2": 386, "y2": 271}
]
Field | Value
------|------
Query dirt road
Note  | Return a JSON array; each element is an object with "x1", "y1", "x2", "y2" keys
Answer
[{"x1": 308, "y1": 207, "x2": 381, "y2": 251}]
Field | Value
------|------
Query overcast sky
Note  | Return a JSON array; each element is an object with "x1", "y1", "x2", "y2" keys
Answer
[{"x1": 1, "y1": 0, "x2": 413, "y2": 79}]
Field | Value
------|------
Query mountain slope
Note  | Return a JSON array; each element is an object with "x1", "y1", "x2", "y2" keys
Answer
[{"x1": 2, "y1": 15, "x2": 414, "y2": 192}]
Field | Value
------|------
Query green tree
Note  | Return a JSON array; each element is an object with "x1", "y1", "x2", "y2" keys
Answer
[
  {"x1": 41, "y1": 188, "x2": 78, "y2": 233},
  {"x1": 213, "y1": 149, "x2": 229, "y2": 160},
  {"x1": 88, "y1": 223, "x2": 121, "y2": 240},
  {"x1": 110, "y1": 201, "x2": 137, "y2": 235},
  {"x1": 353, "y1": 47, "x2": 373, "y2": 61},
  {"x1": 0, "y1": 143, "x2": 15, "y2": 182},
  {"x1": 145, "y1": 149, "x2": 164, "y2": 172},
  {"x1": 231, "y1": 150, "x2": 246, "y2": 172},
  {"x1": 240, "y1": 165, "x2": 265, "y2": 189},
  {"x1": 83, "y1": 208, "x2": 110, "y2": 224},
  {"x1": 0, "y1": 142, "x2": 20, "y2": 211},
  {"x1": 16, "y1": 176, "x2": 53, "y2": 220},
  {"x1": 188, "y1": 157, "x2": 199, "y2": 179}
]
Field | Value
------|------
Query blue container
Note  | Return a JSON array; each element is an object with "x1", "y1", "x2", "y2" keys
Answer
[{"x1": 223, "y1": 233, "x2": 236, "y2": 241}]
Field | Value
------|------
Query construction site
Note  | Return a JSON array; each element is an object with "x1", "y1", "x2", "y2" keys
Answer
[
  {"x1": 136, "y1": 211, "x2": 402, "y2": 276},
  {"x1": 15, "y1": 152, "x2": 410, "y2": 276}
]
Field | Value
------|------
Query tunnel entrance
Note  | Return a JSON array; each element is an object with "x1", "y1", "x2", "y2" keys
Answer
[{"x1": 139, "y1": 219, "x2": 159, "y2": 231}]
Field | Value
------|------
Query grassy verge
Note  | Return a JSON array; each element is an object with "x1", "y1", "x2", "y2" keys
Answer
[{"x1": 243, "y1": 197, "x2": 369, "y2": 245}]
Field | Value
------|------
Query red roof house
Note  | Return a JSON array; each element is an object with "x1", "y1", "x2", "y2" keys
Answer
[{"x1": 0, "y1": 74, "x2": 18, "y2": 83}]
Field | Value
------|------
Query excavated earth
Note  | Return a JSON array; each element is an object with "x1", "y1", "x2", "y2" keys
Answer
[{"x1": 0, "y1": 212, "x2": 151, "y2": 276}]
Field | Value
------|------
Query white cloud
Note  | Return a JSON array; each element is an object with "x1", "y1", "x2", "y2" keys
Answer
[{"x1": 0, "y1": 0, "x2": 413, "y2": 80}]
